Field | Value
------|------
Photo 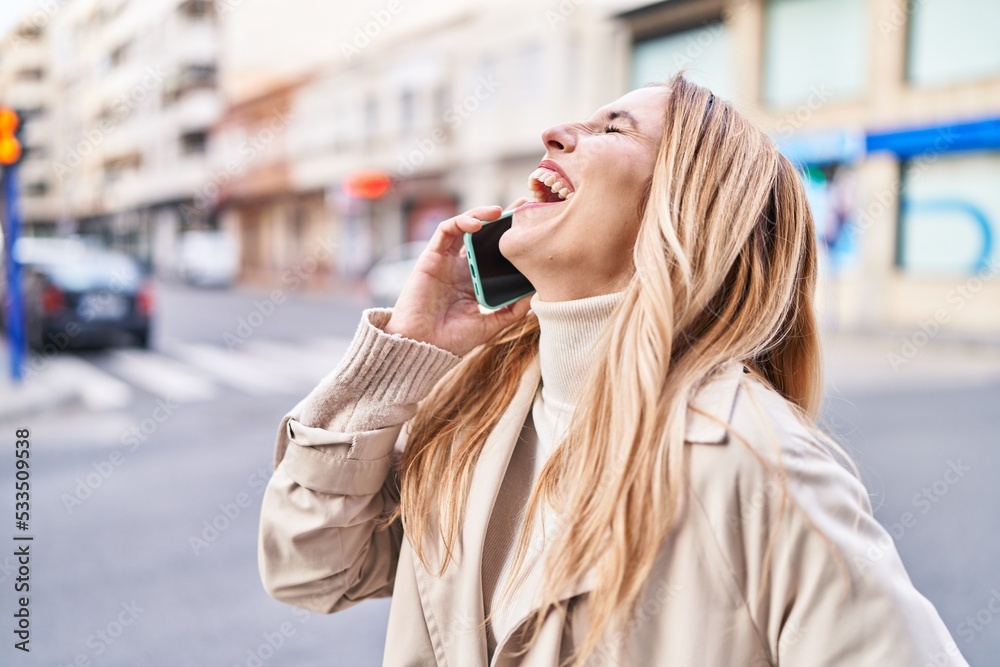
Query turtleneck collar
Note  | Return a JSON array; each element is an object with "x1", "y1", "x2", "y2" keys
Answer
[{"x1": 529, "y1": 290, "x2": 625, "y2": 410}]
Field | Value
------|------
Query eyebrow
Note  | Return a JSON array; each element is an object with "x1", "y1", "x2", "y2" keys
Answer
[{"x1": 606, "y1": 109, "x2": 639, "y2": 130}]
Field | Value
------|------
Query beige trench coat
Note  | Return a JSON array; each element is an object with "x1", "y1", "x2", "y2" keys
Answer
[{"x1": 258, "y1": 308, "x2": 968, "y2": 666}]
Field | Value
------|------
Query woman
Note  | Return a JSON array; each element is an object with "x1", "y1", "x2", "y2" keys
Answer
[{"x1": 258, "y1": 74, "x2": 967, "y2": 666}]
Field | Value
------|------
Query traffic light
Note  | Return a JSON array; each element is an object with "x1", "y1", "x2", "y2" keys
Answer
[{"x1": 0, "y1": 107, "x2": 23, "y2": 166}]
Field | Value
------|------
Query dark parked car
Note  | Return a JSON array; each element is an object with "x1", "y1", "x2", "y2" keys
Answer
[{"x1": 21, "y1": 250, "x2": 154, "y2": 351}]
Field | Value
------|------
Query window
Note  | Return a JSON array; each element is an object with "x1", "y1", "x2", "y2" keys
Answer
[
  {"x1": 110, "y1": 41, "x2": 130, "y2": 68},
  {"x1": 907, "y1": 0, "x2": 1000, "y2": 86},
  {"x1": 21, "y1": 145, "x2": 47, "y2": 160},
  {"x1": 18, "y1": 106, "x2": 45, "y2": 122},
  {"x1": 178, "y1": 0, "x2": 214, "y2": 19},
  {"x1": 517, "y1": 43, "x2": 544, "y2": 100},
  {"x1": 98, "y1": 104, "x2": 120, "y2": 125},
  {"x1": 763, "y1": 0, "x2": 866, "y2": 107},
  {"x1": 17, "y1": 68, "x2": 45, "y2": 81},
  {"x1": 331, "y1": 100, "x2": 349, "y2": 150},
  {"x1": 897, "y1": 152, "x2": 1000, "y2": 274},
  {"x1": 103, "y1": 155, "x2": 140, "y2": 183},
  {"x1": 24, "y1": 181, "x2": 49, "y2": 197},
  {"x1": 15, "y1": 24, "x2": 41, "y2": 40},
  {"x1": 475, "y1": 57, "x2": 501, "y2": 112},
  {"x1": 365, "y1": 97, "x2": 378, "y2": 143},
  {"x1": 164, "y1": 64, "x2": 217, "y2": 103},
  {"x1": 631, "y1": 22, "x2": 733, "y2": 100},
  {"x1": 180, "y1": 131, "x2": 208, "y2": 155},
  {"x1": 433, "y1": 85, "x2": 449, "y2": 122},
  {"x1": 400, "y1": 89, "x2": 415, "y2": 135},
  {"x1": 181, "y1": 64, "x2": 216, "y2": 88},
  {"x1": 290, "y1": 206, "x2": 306, "y2": 257}
]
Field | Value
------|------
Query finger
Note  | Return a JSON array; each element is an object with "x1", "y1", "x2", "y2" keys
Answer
[
  {"x1": 466, "y1": 205, "x2": 505, "y2": 221},
  {"x1": 428, "y1": 215, "x2": 482, "y2": 254},
  {"x1": 427, "y1": 207, "x2": 502, "y2": 255}
]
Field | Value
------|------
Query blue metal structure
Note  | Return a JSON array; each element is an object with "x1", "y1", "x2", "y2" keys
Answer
[
  {"x1": 2, "y1": 162, "x2": 26, "y2": 382},
  {"x1": 866, "y1": 116, "x2": 1000, "y2": 160}
]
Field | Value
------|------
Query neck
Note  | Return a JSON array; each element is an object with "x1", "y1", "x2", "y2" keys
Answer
[{"x1": 529, "y1": 290, "x2": 625, "y2": 409}]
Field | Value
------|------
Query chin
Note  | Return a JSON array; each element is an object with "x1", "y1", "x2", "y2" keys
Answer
[
  {"x1": 498, "y1": 225, "x2": 540, "y2": 277},
  {"x1": 497, "y1": 226, "x2": 522, "y2": 261}
]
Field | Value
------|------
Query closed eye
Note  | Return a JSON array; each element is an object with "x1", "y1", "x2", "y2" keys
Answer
[{"x1": 603, "y1": 124, "x2": 622, "y2": 134}]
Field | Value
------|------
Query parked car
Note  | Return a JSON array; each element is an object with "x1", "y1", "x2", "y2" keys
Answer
[
  {"x1": 2, "y1": 236, "x2": 93, "y2": 333},
  {"x1": 21, "y1": 250, "x2": 154, "y2": 351},
  {"x1": 173, "y1": 230, "x2": 238, "y2": 287},
  {"x1": 364, "y1": 241, "x2": 428, "y2": 305}
]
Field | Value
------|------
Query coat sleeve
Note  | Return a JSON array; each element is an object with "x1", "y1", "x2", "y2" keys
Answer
[
  {"x1": 258, "y1": 307, "x2": 462, "y2": 614},
  {"x1": 733, "y1": 384, "x2": 969, "y2": 666}
]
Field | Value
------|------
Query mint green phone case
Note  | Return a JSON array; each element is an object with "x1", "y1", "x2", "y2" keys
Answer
[{"x1": 463, "y1": 219, "x2": 535, "y2": 310}]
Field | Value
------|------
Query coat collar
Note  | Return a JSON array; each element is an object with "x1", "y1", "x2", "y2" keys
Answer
[
  {"x1": 417, "y1": 355, "x2": 746, "y2": 666},
  {"x1": 684, "y1": 359, "x2": 747, "y2": 444}
]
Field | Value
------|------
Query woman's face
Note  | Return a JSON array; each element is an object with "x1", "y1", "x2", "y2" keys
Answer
[{"x1": 501, "y1": 86, "x2": 669, "y2": 302}]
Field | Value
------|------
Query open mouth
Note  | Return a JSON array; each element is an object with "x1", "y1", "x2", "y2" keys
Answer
[{"x1": 527, "y1": 164, "x2": 576, "y2": 204}]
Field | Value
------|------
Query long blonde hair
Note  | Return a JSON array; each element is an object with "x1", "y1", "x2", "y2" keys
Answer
[{"x1": 382, "y1": 73, "x2": 824, "y2": 665}]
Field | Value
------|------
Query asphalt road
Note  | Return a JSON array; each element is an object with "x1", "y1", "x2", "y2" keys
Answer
[{"x1": 0, "y1": 278, "x2": 997, "y2": 666}]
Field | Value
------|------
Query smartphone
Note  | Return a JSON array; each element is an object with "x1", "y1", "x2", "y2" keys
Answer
[{"x1": 463, "y1": 211, "x2": 536, "y2": 310}]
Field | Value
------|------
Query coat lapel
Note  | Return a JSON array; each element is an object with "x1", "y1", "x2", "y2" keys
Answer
[
  {"x1": 415, "y1": 355, "x2": 745, "y2": 666},
  {"x1": 489, "y1": 360, "x2": 747, "y2": 662},
  {"x1": 416, "y1": 353, "x2": 542, "y2": 667}
]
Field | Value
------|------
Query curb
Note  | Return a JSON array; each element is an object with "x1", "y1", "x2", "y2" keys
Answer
[{"x1": 0, "y1": 383, "x2": 80, "y2": 423}]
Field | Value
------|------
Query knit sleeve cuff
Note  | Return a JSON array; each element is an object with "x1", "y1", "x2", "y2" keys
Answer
[{"x1": 293, "y1": 308, "x2": 463, "y2": 432}]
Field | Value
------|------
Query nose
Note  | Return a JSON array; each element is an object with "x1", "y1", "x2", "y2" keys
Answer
[{"x1": 541, "y1": 123, "x2": 576, "y2": 153}]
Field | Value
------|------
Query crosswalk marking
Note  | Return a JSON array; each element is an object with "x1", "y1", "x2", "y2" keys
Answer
[
  {"x1": 166, "y1": 342, "x2": 304, "y2": 396},
  {"x1": 2, "y1": 335, "x2": 356, "y2": 416},
  {"x1": 225, "y1": 343, "x2": 329, "y2": 388},
  {"x1": 102, "y1": 349, "x2": 219, "y2": 403},
  {"x1": 42, "y1": 355, "x2": 134, "y2": 410},
  {"x1": 239, "y1": 340, "x2": 333, "y2": 384}
]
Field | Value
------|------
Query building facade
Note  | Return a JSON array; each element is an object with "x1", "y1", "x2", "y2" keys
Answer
[
  {"x1": 3, "y1": 0, "x2": 995, "y2": 335},
  {"x1": 0, "y1": 14, "x2": 61, "y2": 235},
  {"x1": 44, "y1": 0, "x2": 223, "y2": 272},
  {"x1": 211, "y1": 75, "x2": 336, "y2": 289},
  {"x1": 214, "y1": 0, "x2": 628, "y2": 287},
  {"x1": 617, "y1": 0, "x2": 1000, "y2": 334},
  {"x1": 214, "y1": 0, "x2": 1000, "y2": 332}
]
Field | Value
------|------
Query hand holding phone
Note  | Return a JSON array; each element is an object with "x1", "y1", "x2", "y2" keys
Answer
[
  {"x1": 463, "y1": 211, "x2": 537, "y2": 310},
  {"x1": 381, "y1": 205, "x2": 533, "y2": 357}
]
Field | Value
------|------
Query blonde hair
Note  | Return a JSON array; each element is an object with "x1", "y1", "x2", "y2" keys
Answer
[{"x1": 382, "y1": 73, "x2": 826, "y2": 665}]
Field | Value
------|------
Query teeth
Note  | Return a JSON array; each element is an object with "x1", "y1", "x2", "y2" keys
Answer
[{"x1": 526, "y1": 166, "x2": 575, "y2": 202}]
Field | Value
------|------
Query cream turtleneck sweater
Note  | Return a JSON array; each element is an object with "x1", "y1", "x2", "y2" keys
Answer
[{"x1": 482, "y1": 289, "x2": 625, "y2": 657}]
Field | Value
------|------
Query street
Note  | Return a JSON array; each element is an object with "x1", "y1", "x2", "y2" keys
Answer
[{"x1": 0, "y1": 279, "x2": 998, "y2": 666}]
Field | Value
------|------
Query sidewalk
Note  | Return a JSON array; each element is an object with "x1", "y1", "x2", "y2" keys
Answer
[
  {"x1": 823, "y1": 327, "x2": 1000, "y2": 394},
  {"x1": 0, "y1": 339, "x2": 79, "y2": 422}
]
